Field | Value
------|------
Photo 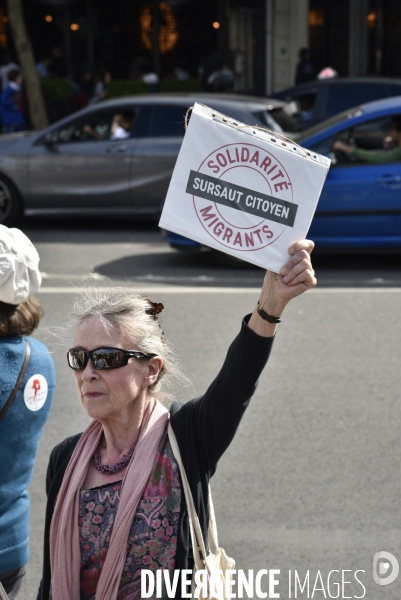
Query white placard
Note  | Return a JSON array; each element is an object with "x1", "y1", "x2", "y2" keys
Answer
[{"x1": 159, "y1": 103, "x2": 331, "y2": 273}]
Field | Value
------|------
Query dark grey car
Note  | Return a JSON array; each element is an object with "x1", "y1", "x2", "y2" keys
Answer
[
  {"x1": 0, "y1": 93, "x2": 290, "y2": 226},
  {"x1": 272, "y1": 77, "x2": 401, "y2": 130}
]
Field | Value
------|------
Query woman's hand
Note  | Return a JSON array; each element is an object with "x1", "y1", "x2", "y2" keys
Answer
[
  {"x1": 248, "y1": 240, "x2": 316, "y2": 337},
  {"x1": 276, "y1": 237, "x2": 316, "y2": 299}
]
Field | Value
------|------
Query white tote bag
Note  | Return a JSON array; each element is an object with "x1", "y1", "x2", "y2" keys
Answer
[{"x1": 168, "y1": 423, "x2": 235, "y2": 600}]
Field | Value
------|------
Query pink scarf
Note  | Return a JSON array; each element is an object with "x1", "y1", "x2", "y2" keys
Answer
[{"x1": 49, "y1": 397, "x2": 169, "y2": 600}]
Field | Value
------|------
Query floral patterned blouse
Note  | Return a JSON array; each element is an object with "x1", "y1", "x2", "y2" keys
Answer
[{"x1": 78, "y1": 428, "x2": 181, "y2": 600}]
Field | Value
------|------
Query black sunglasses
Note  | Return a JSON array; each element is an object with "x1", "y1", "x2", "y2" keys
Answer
[{"x1": 67, "y1": 347, "x2": 156, "y2": 371}]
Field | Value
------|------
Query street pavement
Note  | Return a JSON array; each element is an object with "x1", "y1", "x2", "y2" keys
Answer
[{"x1": 16, "y1": 219, "x2": 401, "y2": 599}]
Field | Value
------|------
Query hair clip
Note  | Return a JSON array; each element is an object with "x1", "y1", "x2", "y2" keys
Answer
[{"x1": 145, "y1": 300, "x2": 164, "y2": 318}]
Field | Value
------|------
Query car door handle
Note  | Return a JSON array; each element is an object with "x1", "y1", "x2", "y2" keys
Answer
[
  {"x1": 376, "y1": 174, "x2": 401, "y2": 184},
  {"x1": 105, "y1": 146, "x2": 127, "y2": 154}
]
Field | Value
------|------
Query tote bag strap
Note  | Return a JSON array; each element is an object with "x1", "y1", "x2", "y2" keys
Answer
[
  {"x1": 0, "y1": 339, "x2": 30, "y2": 422},
  {"x1": 167, "y1": 423, "x2": 208, "y2": 568},
  {"x1": 0, "y1": 580, "x2": 10, "y2": 600},
  {"x1": 207, "y1": 485, "x2": 219, "y2": 553}
]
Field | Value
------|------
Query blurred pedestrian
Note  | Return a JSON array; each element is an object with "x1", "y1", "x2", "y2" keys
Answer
[
  {"x1": 79, "y1": 69, "x2": 95, "y2": 108},
  {"x1": 0, "y1": 53, "x2": 20, "y2": 91},
  {"x1": 173, "y1": 65, "x2": 190, "y2": 81},
  {"x1": 208, "y1": 63, "x2": 235, "y2": 93},
  {"x1": 198, "y1": 52, "x2": 222, "y2": 91},
  {"x1": 0, "y1": 69, "x2": 26, "y2": 133},
  {"x1": 142, "y1": 72, "x2": 159, "y2": 92},
  {"x1": 0, "y1": 225, "x2": 56, "y2": 599},
  {"x1": 140, "y1": 65, "x2": 159, "y2": 92},
  {"x1": 50, "y1": 47, "x2": 65, "y2": 78},
  {"x1": 198, "y1": 52, "x2": 223, "y2": 92},
  {"x1": 36, "y1": 58, "x2": 53, "y2": 79},
  {"x1": 88, "y1": 70, "x2": 111, "y2": 106},
  {"x1": 295, "y1": 48, "x2": 315, "y2": 85}
]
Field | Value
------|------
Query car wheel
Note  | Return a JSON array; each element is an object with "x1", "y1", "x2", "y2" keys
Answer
[{"x1": 0, "y1": 176, "x2": 22, "y2": 226}]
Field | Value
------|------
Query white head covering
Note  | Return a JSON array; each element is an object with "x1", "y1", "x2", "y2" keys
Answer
[
  {"x1": 317, "y1": 67, "x2": 338, "y2": 80},
  {"x1": 142, "y1": 72, "x2": 159, "y2": 85},
  {"x1": 0, "y1": 225, "x2": 42, "y2": 305}
]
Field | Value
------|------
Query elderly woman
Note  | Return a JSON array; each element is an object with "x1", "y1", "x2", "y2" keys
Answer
[{"x1": 37, "y1": 240, "x2": 315, "y2": 600}]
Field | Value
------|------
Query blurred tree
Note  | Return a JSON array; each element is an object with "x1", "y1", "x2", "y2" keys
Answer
[{"x1": 6, "y1": 0, "x2": 48, "y2": 129}]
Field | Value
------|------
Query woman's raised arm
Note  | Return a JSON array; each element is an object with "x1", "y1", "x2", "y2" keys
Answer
[{"x1": 248, "y1": 239, "x2": 316, "y2": 338}]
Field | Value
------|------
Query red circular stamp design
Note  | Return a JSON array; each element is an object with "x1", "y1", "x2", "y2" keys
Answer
[{"x1": 192, "y1": 142, "x2": 293, "y2": 252}]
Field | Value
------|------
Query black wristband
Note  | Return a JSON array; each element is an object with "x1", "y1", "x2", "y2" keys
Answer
[{"x1": 256, "y1": 300, "x2": 281, "y2": 323}]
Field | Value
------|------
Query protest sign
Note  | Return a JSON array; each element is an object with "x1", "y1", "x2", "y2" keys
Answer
[{"x1": 159, "y1": 103, "x2": 331, "y2": 272}]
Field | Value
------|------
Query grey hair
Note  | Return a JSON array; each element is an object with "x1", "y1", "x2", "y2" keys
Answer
[{"x1": 69, "y1": 287, "x2": 188, "y2": 401}]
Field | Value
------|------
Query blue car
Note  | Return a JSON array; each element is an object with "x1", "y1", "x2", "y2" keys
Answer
[{"x1": 163, "y1": 96, "x2": 401, "y2": 252}]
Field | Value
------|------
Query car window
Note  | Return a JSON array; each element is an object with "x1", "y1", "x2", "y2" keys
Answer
[
  {"x1": 47, "y1": 117, "x2": 88, "y2": 144},
  {"x1": 324, "y1": 83, "x2": 389, "y2": 119},
  {"x1": 43, "y1": 108, "x2": 137, "y2": 144},
  {"x1": 351, "y1": 116, "x2": 393, "y2": 150},
  {"x1": 290, "y1": 92, "x2": 317, "y2": 124},
  {"x1": 296, "y1": 107, "x2": 364, "y2": 144},
  {"x1": 147, "y1": 105, "x2": 187, "y2": 137},
  {"x1": 131, "y1": 105, "x2": 152, "y2": 137},
  {"x1": 264, "y1": 108, "x2": 298, "y2": 133},
  {"x1": 308, "y1": 116, "x2": 398, "y2": 166},
  {"x1": 348, "y1": 116, "x2": 401, "y2": 164},
  {"x1": 277, "y1": 92, "x2": 317, "y2": 129},
  {"x1": 308, "y1": 133, "x2": 342, "y2": 158},
  {"x1": 209, "y1": 105, "x2": 247, "y2": 123},
  {"x1": 248, "y1": 109, "x2": 280, "y2": 133}
]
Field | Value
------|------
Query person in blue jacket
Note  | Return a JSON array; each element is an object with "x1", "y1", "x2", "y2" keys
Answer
[
  {"x1": 0, "y1": 69, "x2": 25, "y2": 133},
  {"x1": 0, "y1": 225, "x2": 56, "y2": 599}
]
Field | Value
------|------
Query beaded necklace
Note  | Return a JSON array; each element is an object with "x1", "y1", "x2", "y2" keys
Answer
[{"x1": 94, "y1": 440, "x2": 137, "y2": 475}]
